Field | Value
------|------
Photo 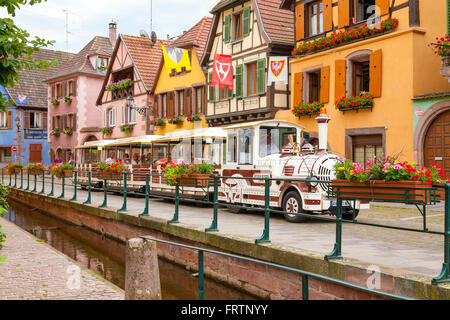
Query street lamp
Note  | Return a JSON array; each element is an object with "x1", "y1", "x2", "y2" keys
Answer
[
  {"x1": 127, "y1": 94, "x2": 150, "y2": 116},
  {"x1": 15, "y1": 116, "x2": 21, "y2": 133}
]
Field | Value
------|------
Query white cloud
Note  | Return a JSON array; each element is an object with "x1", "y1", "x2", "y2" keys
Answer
[{"x1": 4, "y1": 0, "x2": 218, "y2": 52}]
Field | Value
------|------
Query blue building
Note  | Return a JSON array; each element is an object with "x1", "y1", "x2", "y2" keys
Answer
[{"x1": 0, "y1": 49, "x2": 74, "y2": 166}]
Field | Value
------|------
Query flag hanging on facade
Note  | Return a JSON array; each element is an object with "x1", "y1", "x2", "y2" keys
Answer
[
  {"x1": 268, "y1": 57, "x2": 288, "y2": 85},
  {"x1": 162, "y1": 45, "x2": 192, "y2": 74},
  {"x1": 16, "y1": 95, "x2": 28, "y2": 106},
  {"x1": 211, "y1": 54, "x2": 233, "y2": 90}
]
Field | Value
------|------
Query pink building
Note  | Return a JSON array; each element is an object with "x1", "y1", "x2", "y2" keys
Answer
[
  {"x1": 45, "y1": 23, "x2": 117, "y2": 163},
  {"x1": 96, "y1": 33, "x2": 171, "y2": 141}
]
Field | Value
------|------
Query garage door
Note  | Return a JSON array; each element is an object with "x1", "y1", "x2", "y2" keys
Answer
[{"x1": 424, "y1": 110, "x2": 450, "y2": 179}]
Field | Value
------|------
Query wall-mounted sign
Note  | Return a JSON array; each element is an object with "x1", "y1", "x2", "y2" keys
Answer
[
  {"x1": 415, "y1": 107, "x2": 424, "y2": 117},
  {"x1": 11, "y1": 146, "x2": 17, "y2": 152},
  {"x1": 211, "y1": 54, "x2": 233, "y2": 90}
]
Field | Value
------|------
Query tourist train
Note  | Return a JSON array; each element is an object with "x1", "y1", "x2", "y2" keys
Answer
[{"x1": 75, "y1": 110, "x2": 369, "y2": 222}]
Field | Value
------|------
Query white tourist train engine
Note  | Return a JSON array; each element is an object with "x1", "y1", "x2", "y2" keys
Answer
[{"x1": 218, "y1": 111, "x2": 368, "y2": 222}]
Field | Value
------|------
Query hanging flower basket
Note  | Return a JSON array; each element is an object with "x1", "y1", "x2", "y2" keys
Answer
[
  {"x1": 7, "y1": 164, "x2": 23, "y2": 176},
  {"x1": 51, "y1": 164, "x2": 74, "y2": 179},
  {"x1": 51, "y1": 128, "x2": 61, "y2": 137},
  {"x1": 179, "y1": 174, "x2": 211, "y2": 188},
  {"x1": 64, "y1": 97, "x2": 72, "y2": 104},
  {"x1": 120, "y1": 123, "x2": 135, "y2": 137},
  {"x1": 64, "y1": 127, "x2": 74, "y2": 136},
  {"x1": 50, "y1": 99, "x2": 59, "y2": 107},
  {"x1": 102, "y1": 126, "x2": 113, "y2": 136},
  {"x1": 97, "y1": 161, "x2": 127, "y2": 180},
  {"x1": 27, "y1": 163, "x2": 45, "y2": 176}
]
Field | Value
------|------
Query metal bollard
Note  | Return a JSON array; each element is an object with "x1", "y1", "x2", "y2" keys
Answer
[
  {"x1": 118, "y1": 172, "x2": 128, "y2": 212},
  {"x1": 255, "y1": 177, "x2": 271, "y2": 244},
  {"x1": 139, "y1": 173, "x2": 150, "y2": 217},
  {"x1": 168, "y1": 184, "x2": 180, "y2": 224},
  {"x1": 205, "y1": 175, "x2": 219, "y2": 232},
  {"x1": 83, "y1": 171, "x2": 92, "y2": 205}
]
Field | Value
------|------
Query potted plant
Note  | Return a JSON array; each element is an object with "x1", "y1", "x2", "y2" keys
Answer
[
  {"x1": 430, "y1": 35, "x2": 450, "y2": 65},
  {"x1": 51, "y1": 163, "x2": 74, "y2": 179},
  {"x1": 168, "y1": 118, "x2": 183, "y2": 125},
  {"x1": 120, "y1": 123, "x2": 135, "y2": 137},
  {"x1": 292, "y1": 101, "x2": 323, "y2": 117},
  {"x1": 187, "y1": 114, "x2": 201, "y2": 122},
  {"x1": 332, "y1": 157, "x2": 449, "y2": 202},
  {"x1": 163, "y1": 161, "x2": 214, "y2": 187},
  {"x1": 50, "y1": 99, "x2": 59, "y2": 107},
  {"x1": 97, "y1": 161, "x2": 127, "y2": 180},
  {"x1": 64, "y1": 127, "x2": 74, "y2": 136},
  {"x1": 51, "y1": 128, "x2": 61, "y2": 137},
  {"x1": 7, "y1": 163, "x2": 23, "y2": 175},
  {"x1": 106, "y1": 83, "x2": 116, "y2": 92},
  {"x1": 336, "y1": 92, "x2": 374, "y2": 112},
  {"x1": 102, "y1": 126, "x2": 113, "y2": 136},
  {"x1": 27, "y1": 163, "x2": 45, "y2": 176},
  {"x1": 153, "y1": 119, "x2": 166, "y2": 127},
  {"x1": 64, "y1": 96, "x2": 72, "y2": 104}
]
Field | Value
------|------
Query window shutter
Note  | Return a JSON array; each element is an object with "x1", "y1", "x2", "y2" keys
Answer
[
  {"x1": 103, "y1": 110, "x2": 107, "y2": 127},
  {"x1": 256, "y1": 59, "x2": 266, "y2": 95},
  {"x1": 370, "y1": 49, "x2": 383, "y2": 98},
  {"x1": 235, "y1": 64, "x2": 243, "y2": 99},
  {"x1": 208, "y1": 72, "x2": 215, "y2": 102},
  {"x1": 121, "y1": 105, "x2": 126, "y2": 124},
  {"x1": 376, "y1": 0, "x2": 390, "y2": 16},
  {"x1": 73, "y1": 114, "x2": 77, "y2": 130},
  {"x1": 168, "y1": 92, "x2": 175, "y2": 117},
  {"x1": 52, "y1": 116, "x2": 56, "y2": 130},
  {"x1": 153, "y1": 95, "x2": 159, "y2": 118},
  {"x1": 335, "y1": 60, "x2": 347, "y2": 100},
  {"x1": 42, "y1": 112, "x2": 48, "y2": 130},
  {"x1": 293, "y1": 72, "x2": 303, "y2": 107},
  {"x1": 295, "y1": 4, "x2": 305, "y2": 41},
  {"x1": 323, "y1": 0, "x2": 333, "y2": 32},
  {"x1": 7, "y1": 111, "x2": 13, "y2": 130},
  {"x1": 185, "y1": 88, "x2": 192, "y2": 115},
  {"x1": 320, "y1": 66, "x2": 330, "y2": 104},
  {"x1": 448, "y1": 0, "x2": 450, "y2": 35},
  {"x1": 202, "y1": 86, "x2": 207, "y2": 114},
  {"x1": 338, "y1": 0, "x2": 350, "y2": 29},
  {"x1": 224, "y1": 15, "x2": 231, "y2": 43},
  {"x1": 24, "y1": 111, "x2": 30, "y2": 129},
  {"x1": 243, "y1": 7, "x2": 251, "y2": 37}
]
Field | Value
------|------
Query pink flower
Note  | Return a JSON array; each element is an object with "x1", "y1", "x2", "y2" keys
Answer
[{"x1": 393, "y1": 164, "x2": 403, "y2": 170}]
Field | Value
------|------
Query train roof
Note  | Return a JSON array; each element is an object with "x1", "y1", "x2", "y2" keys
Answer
[
  {"x1": 152, "y1": 127, "x2": 227, "y2": 143},
  {"x1": 223, "y1": 120, "x2": 305, "y2": 130},
  {"x1": 75, "y1": 140, "x2": 116, "y2": 149}
]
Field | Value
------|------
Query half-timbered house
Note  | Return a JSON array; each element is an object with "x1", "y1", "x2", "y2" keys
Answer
[{"x1": 201, "y1": 0, "x2": 295, "y2": 127}]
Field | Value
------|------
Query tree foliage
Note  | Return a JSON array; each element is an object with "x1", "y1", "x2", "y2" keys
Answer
[{"x1": 0, "y1": 0, "x2": 56, "y2": 111}]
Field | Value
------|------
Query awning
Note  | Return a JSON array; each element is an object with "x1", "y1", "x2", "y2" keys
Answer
[
  {"x1": 152, "y1": 127, "x2": 227, "y2": 143},
  {"x1": 106, "y1": 135, "x2": 164, "y2": 147},
  {"x1": 75, "y1": 140, "x2": 116, "y2": 150}
]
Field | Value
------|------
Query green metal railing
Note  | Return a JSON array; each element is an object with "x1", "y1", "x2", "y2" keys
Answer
[
  {"x1": 6, "y1": 168, "x2": 450, "y2": 285},
  {"x1": 141, "y1": 236, "x2": 413, "y2": 300}
]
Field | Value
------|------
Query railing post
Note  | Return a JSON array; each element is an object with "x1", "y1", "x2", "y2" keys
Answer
[
  {"x1": 302, "y1": 275, "x2": 309, "y2": 300},
  {"x1": 25, "y1": 170, "x2": 30, "y2": 191},
  {"x1": 48, "y1": 174, "x2": 55, "y2": 197},
  {"x1": 8, "y1": 172, "x2": 11, "y2": 187},
  {"x1": 168, "y1": 184, "x2": 180, "y2": 224},
  {"x1": 256, "y1": 177, "x2": 271, "y2": 244},
  {"x1": 118, "y1": 172, "x2": 128, "y2": 212},
  {"x1": 19, "y1": 169, "x2": 23, "y2": 190},
  {"x1": 14, "y1": 172, "x2": 17, "y2": 188},
  {"x1": 83, "y1": 171, "x2": 92, "y2": 205},
  {"x1": 1, "y1": 168, "x2": 3, "y2": 184},
  {"x1": 198, "y1": 250, "x2": 205, "y2": 301},
  {"x1": 325, "y1": 190, "x2": 343, "y2": 261},
  {"x1": 433, "y1": 183, "x2": 450, "y2": 284},
  {"x1": 205, "y1": 175, "x2": 219, "y2": 232},
  {"x1": 139, "y1": 173, "x2": 150, "y2": 217},
  {"x1": 99, "y1": 179, "x2": 108, "y2": 208},
  {"x1": 70, "y1": 171, "x2": 78, "y2": 201},
  {"x1": 58, "y1": 177, "x2": 65, "y2": 199},
  {"x1": 32, "y1": 173, "x2": 37, "y2": 193},
  {"x1": 39, "y1": 170, "x2": 45, "y2": 194}
]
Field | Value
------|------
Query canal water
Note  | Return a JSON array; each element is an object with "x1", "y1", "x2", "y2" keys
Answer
[{"x1": 4, "y1": 200, "x2": 257, "y2": 300}]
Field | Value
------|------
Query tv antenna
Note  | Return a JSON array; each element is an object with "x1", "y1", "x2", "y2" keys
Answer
[{"x1": 62, "y1": 9, "x2": 72, "y2": 51}]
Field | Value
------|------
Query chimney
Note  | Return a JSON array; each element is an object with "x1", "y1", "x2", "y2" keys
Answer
[
  {"x1": 315, "y1": 108, "x2": 331, "y2": 152},
  {"x1": 109, "y1": 22, "x2": 117, "y2": 47}
]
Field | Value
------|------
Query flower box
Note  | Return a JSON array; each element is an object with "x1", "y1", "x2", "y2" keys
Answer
[
  {"x1": 14, "y1": 168, "x2": 21, "y2": 174},
  {"x1": 30, "y1": 169, "x2": 43, "y2": 176},
  {"x1": 98, "y1": 171, "x2": 122, "y2": 180},
  {"x1": 331, "y1": 180, "x2": 433, "y2": 203},
  {"x1": 62, "y1": 170, "x2": 73, "y2": 178},
  {"x1": 179, "y1": 174, "x2": 211, "y2": 188},
  {"x1": 292, "y1": 102, "x2": 323, "y2": 118}
]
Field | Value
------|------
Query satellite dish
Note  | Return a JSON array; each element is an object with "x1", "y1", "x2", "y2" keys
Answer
[
  {"x1": 151, "y1": 31, "x2": 157, "y2": 45},
  {"x1": 140, "y1": 29, "x2": 150, "y2": 38}
]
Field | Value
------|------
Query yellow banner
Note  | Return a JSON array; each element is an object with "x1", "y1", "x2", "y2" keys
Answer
[{"x1": 162, "y1": 45, "x2": 192, "y2": 74}]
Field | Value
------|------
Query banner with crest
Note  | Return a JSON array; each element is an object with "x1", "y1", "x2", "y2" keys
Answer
[
  {"x1": 210, "y1": 54, "x2": 233, "y2": 90},
  {"x1": 162, "y1": 45, "x2": 192, "y2": 74},
  {"x1": 268, "y1": 56, "x2": 288, "y2": 85}
]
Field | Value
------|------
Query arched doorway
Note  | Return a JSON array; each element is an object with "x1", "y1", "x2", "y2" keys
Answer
[
  {"x1": 424, "y1": 109, "x2": 450, "y2": 178},
  {"x1": 82, "y1": 135, "x2": 99, "y2": 163}
]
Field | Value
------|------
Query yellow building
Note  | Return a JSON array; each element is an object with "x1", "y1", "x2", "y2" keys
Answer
[
  {"x1": 276, "y1": 0, "x2": 450, "y2": 173},
  {"x1": 152, "y1": 17, "x2": 213, "y2": 135}
]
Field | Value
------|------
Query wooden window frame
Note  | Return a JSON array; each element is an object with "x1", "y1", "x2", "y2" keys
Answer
[
  {"x1": 0, "y1": 146, "x2": 12, "y2": 163},
  {"x1": 29, "y1": 111, "x2": 43, "y2": 130},
  {"x1": 246, "y1": 62, "x2": 257, "y2": 97},
  {"x1": 308, "y1": 0, "x2": 324, "y2": 37},
  {"x1": 0, "y1": 112, "x2": 7, "y2": 129},
  {"x1": 345, "y1": 127, "x2": 386, "y2": 163},
  {"x1": 177, "y1": 90, "x2": 185, "y2": 116},
  {"x1": 194, "y1": 86, "x2": 205, "y2": 115},
  {"x1": 351, "y1": 0, "x2": 376, "y2": 25},
  {"x1": 162, "y1": 93, "x2": 167, "y2": 118},
  {"x1": 233, "y1": 11, "x2": 243, "y2": 41}
]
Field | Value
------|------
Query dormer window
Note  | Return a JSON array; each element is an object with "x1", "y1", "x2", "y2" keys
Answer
[{"x1": 98, "y1": 56, "x2": 109, "y2": 71}]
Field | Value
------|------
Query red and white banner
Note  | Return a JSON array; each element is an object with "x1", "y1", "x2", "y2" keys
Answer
[
  {"x1": 268, "y1": 56, "x2": 288, "y2": 85},
  {"x1": 211, "y1": 54, "x2": 233, "y2": 90}
]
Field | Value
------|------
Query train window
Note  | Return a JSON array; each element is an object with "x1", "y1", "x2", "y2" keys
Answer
[
  {"x1": 238, "y1": 128, "x2": 254, "y2": 165},
  {"x1": 259, "y1": 127, "x2": 297, "y2": 158},
  {"x1": 227, "y1": 133, "x2": 237, "y2": 163}
]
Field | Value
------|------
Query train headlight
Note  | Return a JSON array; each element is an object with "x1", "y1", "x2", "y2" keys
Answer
[{"x1": 306, "y1": 176, "x2": 319, "y2": 188}]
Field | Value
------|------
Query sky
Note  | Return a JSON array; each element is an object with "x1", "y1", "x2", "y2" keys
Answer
[{"x1": 4, "y1": 0, "x2": 219, "y2": 53}]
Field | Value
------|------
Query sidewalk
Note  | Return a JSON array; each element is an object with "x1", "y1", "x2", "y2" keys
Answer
[{"x1": 0, "y1": 217, "x2": 124, "y2": 300}]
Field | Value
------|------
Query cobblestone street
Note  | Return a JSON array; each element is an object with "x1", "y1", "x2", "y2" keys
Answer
[{"x1": 0, "y1": 217, "x2": 124, "y2": 300}]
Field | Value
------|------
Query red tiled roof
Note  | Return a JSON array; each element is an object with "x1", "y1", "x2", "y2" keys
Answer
[
  {"x1": 210, "y1": 0, "x2": 294, "y2": 45},
  {"x1": 172, "y1": 17, "x2": 213, "y2": 59},
  {"x1": 7, "y1": 48, "x2": 75, "y2": 108},
  {"x1": 121, "y1": 35, "x2": 172, "y2": 92},
  {"x1": 47, "y1": 36, "x2": 114, "y2": 81}
]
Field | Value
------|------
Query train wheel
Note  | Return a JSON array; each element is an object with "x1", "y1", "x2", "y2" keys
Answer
[
  {"x1": 282, "y1": 191, "x2": 308, "y2": 223},
  {"x1": 342, "y1": 208, "x2": 359, "y2": 220}
]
